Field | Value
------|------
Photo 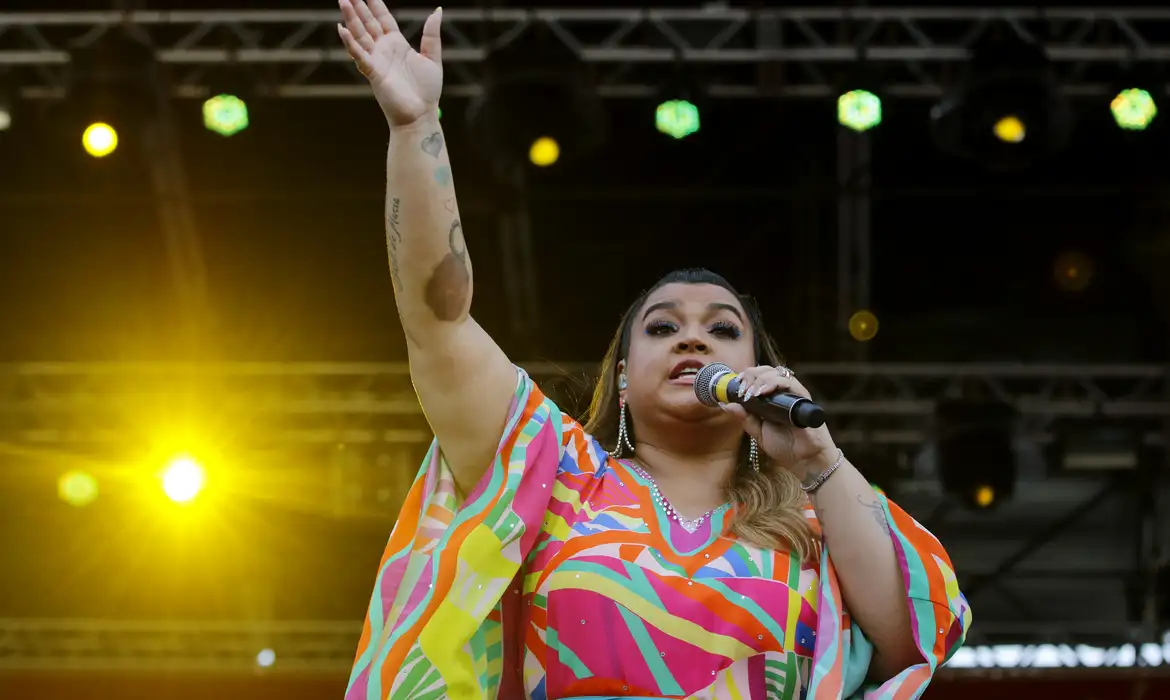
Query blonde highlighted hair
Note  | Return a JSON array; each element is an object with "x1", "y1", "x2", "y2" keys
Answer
[{"x1": 582, "y1": 268, "x2": 817, "y2": 561}]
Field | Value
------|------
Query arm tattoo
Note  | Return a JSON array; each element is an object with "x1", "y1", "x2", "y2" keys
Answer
[
  {"x1": 420, "y1": 132, "x2": 444, "y2": 158},
  {"x1": 423, "y1": 219, "x2": 471, "y2": 321},
  {"x1": 856, "y1": 494, "x2": 890, "y2": 532},
  {"x1": 386, "y1": 197, "x2": 404, "y2": 291},
  {"x1": 433, "y1": 165, "x2": 452, "y2": 186}
]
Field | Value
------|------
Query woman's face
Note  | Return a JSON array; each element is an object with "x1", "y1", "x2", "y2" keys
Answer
[{"x1": 620, "y1": 282, "x2": 757, "y2": 425}]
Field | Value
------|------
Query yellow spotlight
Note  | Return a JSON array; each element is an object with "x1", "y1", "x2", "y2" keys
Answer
[
  {"x1": 162, "y1": 456, "x2": 205, "y2": 503},
  {"x1": 993, "y1": 115, "x2": 1025, "y2": 144},
  {"x1": 529, "y1": 136, "x2": 560, "y2": 167},
  {"x1": 848, "y1": 310, "x2": 879, "y2": 342},
  {"x1": 58, "y1": 470, "x2": 99, "y2": 507},
  {"x1": 974, "y1": 484, "x2": 995, "y2": 508},
  {"x1": 82, "y1": 122, "x2": 118, "y2": 158}
]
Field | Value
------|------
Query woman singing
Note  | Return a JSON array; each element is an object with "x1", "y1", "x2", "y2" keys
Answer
[{"x1": 337, "y1": 2, "x2": 971, "y2": 698}]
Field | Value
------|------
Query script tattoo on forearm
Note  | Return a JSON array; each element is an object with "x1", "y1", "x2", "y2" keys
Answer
[
  {"x1": 386, "y1": 197, "x2": 404, "y2": 291},
  {"x1": 856, "y1": 494, "x2": 890, "y2": 532},
  {"x1": 424, "y1": 219, "x2": 471, "y2": 321}
]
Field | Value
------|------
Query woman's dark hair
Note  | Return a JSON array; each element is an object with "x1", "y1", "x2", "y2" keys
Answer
[{"x1": 582, "y1": 268, "x2": 816, "y2": 559}]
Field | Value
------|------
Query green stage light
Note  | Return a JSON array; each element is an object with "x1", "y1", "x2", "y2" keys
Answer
[
  {"x1": 1111, "y1": 88, "x2": 1157, "y2": 130},
  {"x1": 838, "y1": 89, "x2": 882, "y2": 132},
  {"x1": 203, "y1": 94, "x2": 249, "y2": 137},
  {"x1": 656, "y1": 99, "x2": 700, "y2": 139}
]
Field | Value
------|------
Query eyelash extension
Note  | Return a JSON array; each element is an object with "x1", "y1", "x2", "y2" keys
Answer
[
  {"x1": 645, "y1": 319, "x2": 741, "y2": 339},
  {"x1": 645, "y1": 320, "x2": 678, "y2": 335},
  {"x1": 709, "y1": 320, "x2": 741, "y2": 338}
]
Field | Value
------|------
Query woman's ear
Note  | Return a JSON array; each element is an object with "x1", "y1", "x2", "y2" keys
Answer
[{"x1": 616, "y1": 360, "x2": 628, "y2": 399}]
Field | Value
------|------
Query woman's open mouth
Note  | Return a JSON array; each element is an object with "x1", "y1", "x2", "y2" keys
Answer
[{"x1": 668, "y1": 358, "x2": 706, "y2": 385}]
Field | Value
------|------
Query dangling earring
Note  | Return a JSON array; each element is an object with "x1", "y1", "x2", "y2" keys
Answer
[
  {"x1": 614, "y1": 398, "x2": 635, "y2": 457},
  {"x1": 614, "y1": 373, "x2": 635, "y2": 458},
  {"x1": 749, "y1": 437, "x2": 761, "y2": 472}
]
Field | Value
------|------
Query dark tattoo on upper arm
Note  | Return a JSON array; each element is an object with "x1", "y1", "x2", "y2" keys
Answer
[
  {"x1": 423, "y1": 219, "x2": 471, "y2": 321},
  {"x1": 420, "y1": 132, "x2": 444, "y2": 158},
  {"x1": 857, "y1": 494, "x2": 890, "y2": 532},
  {"x1": 386, "y1": 197, "x2": 404, "y2": 291}
]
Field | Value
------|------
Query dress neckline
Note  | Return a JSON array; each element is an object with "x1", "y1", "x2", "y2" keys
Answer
[{"x1": 624, "y1": 461, "x2": 729, "y2": 533}]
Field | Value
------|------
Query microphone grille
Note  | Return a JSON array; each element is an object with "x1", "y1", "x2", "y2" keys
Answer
[{"x1": 694, "y1": 363, "x2": 732, "y2": 407}]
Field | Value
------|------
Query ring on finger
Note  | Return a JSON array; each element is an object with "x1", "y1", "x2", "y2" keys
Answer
[{"x1": 775, "y1": 366, "x2": 794, "y2": 379}]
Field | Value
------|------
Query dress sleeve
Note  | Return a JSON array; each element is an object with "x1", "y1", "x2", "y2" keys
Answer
[
  {"x1": 344, "y1": 367, "x2": 604, "y2": 700},
  {"x1": 809, "y1": 488, "x2": 973, "y2": 700}
]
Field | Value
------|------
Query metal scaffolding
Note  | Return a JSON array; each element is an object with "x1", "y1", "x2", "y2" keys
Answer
[
  {"x1": 0, "y1": 362, "x2": 1165, "y2": 667},
  {"x1": 5, "y1": 8, "x2": 1170, "y2": 99},
  {"x1": 0, "y1": 617, "x2": 357, "y2": 674},
  {"x1": 0, "y1": 361, "x2": 1164, "y2": 448}
]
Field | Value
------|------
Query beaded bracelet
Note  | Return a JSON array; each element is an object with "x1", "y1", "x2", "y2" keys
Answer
[{"x1": 800, "y1": 449, "x2": 845, "y2": 493}]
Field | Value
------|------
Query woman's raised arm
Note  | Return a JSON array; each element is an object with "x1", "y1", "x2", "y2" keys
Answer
[{"x1": 339, "y1": 1, "x2": 517, "y2": 493}]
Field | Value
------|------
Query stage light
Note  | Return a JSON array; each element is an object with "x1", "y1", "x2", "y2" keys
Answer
[
  {"x1": 935, "y1": 399, "x2": 1018, "y2": 511},
  {"x1": 203, "y1": 93, "x2": 249, "y2": 137},
  {"x1": 162, "y1": 456, "x2": 205, "y2": 504},
  {"x1": 930, "y1": 34, "x2": 1072, "y2": 170},
  {"x1": 529, "y1": 136, "x2": 560, "y2": 167},
  {"x1": 82, "y1": 122, "x2": 118, "y2": 157},
  {"x1": 837, "y1": 89, "x2": 882, "y2": 132},
  {"x1": 1054, "y1": 251, "x2": 1093, "y2": 292},
  {"x1": 0, "y1": 91, "x2": 11, "y2": 132},
  {"x1": 1111, "y1": 88, "x2": 1157, "y2": 130},
  {"x1": 656, "y1": 99, "x2": 700, "y2": 139},
  {"x1": 848, "y1": 310, "x2": 879, "y2": 342},
  {"x1": 256, "y1": 649, "x2": 276, "y2": 668},
  {"x1": 58, "y1": 470, "x2": 99, "y2": 507},
  {"x1": 993, "y1": 115, "x2": 1026, "y2": 143},
  {"x1": 466, "y1": 22, "x2": 606, "y2": 173}
]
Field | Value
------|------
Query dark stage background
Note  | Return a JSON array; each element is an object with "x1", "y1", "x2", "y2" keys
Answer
[{"x1": 1, "y1": 1, "x2": 1168, "y2": 698}]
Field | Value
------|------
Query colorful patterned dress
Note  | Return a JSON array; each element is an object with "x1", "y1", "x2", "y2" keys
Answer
[{"x1": 346, "y1": 369, "x2": 971, "y2": 700}]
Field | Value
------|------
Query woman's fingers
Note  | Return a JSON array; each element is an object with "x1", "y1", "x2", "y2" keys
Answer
[
  {"x1": 338, "y1": 0, "x2": 375, "y2": 53},
  {"x1": 419, "y1": 7, "x2": 443, "y2": 64},
  {"x1": 337, "y1": 24, "x2": 371, "y2": 73},
  {"x1": 350, "y1": 0, "x2": 385, "y2": 42},
  {"x1": 366, "y1": 0, "x2": 402, "y2": 35}
]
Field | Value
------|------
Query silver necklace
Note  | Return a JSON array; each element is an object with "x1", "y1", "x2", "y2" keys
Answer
[{"x1": 626, "y1": 461, "x2": 729, "y2": 534}]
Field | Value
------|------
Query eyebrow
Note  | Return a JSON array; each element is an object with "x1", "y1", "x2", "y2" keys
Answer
[{"x1": 641, "y1": 301, "x2": 745, "y2": 324}]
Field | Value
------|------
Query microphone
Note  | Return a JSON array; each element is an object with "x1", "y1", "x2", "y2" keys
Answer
[{"x1": 694, "y1": 363, "x2": 827, "y2": 429}]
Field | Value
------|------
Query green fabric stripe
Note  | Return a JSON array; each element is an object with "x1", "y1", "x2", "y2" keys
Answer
[
  {"x1": 615, "y1": 604, "x2": 684, "y2": 696},
  {"x1": 547, "y1": 628, "x2": 593, "y2": 679}
]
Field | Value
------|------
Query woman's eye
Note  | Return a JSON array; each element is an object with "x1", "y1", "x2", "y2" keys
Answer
[
  {"x1": 645, "y1": 320, "x2": 677, "y2": 336},
  {"x1": 710, "y1": 321, "x2": 741, "y2": 339}
]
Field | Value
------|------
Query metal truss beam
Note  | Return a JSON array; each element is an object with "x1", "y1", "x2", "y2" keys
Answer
[
  {"x1": 5, "y1": 8, "x2": 1170, "y2": 100},
  {"x1": 0, "y1": 618, "x2": 357, "y2": 673},
  {"x1": 0, "y1": 362, "x2": 1164, "y2": 449}
]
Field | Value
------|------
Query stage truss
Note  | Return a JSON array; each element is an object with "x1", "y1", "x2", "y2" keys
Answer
[
  {"x1": 0, "y1": 361, "x2": 1166, "y2": 669},
  {"x1": 0, "y1": 361, "x2": 1164, "y2": 449},
  {"x1": 4, "y1": 8, "x2": 1170, "y2": 99}
]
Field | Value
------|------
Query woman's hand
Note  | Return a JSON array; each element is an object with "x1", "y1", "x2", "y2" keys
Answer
[
  {"x1": 719, "y1": 366, "x2": 838, "y2": 484},
  {"x1": 337, "y1": 0, "x2": 443, "y2": 127}
]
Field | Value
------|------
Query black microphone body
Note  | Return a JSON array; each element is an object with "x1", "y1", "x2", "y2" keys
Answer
[{"x1": 694, "y1": 363, "x2": 827, "y2": 429}]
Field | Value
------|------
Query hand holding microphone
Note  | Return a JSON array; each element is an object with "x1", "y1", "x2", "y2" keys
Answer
[{"x1": 694, "y1": 363, "x2": 827, "y2": 429}]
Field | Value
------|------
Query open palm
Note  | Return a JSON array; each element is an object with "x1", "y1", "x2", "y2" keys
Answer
[{"x1": 338, "y1": 0, "x2": 443, "y2": 127}]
